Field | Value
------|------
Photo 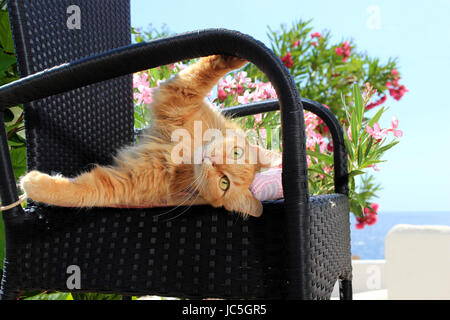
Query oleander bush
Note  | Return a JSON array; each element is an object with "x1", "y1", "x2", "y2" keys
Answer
[{"x1": 133, "y1": 20, "x2": 406, "y2": 229}]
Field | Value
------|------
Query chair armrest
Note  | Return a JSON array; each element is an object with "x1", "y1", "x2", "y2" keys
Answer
[{"x1": 223, "y1": 99, "x2": 348, "y2": 195}]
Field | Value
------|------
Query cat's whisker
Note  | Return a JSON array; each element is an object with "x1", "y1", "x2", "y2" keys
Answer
[
  {"x1": 163, "y1": 188, "x2": 203, "y2": 222},
  {"x1": 153, "y1": 169, "x2": 206, "y2": 218},
  {"x1": 194, "y1": 166, "x2": 208, "y2": 195},
  {"x1": 164, "y1": 168, "x2": 209, "y2": 222},
  {"x1": 163, "y1": 169, "x2": 201, "y2": 198}
]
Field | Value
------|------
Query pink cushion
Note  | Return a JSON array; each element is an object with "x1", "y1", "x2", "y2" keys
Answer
[{"x1": 250, "y1": 167, "x2": 284, "y2": 201}]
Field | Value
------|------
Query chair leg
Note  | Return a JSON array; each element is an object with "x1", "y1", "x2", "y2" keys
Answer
[
  {"x1": 0, "y1": 289, "x2": 19, "y2": 300},
  {"x1": 339, "y1": 279, "x2": 352, "y2": 300}
]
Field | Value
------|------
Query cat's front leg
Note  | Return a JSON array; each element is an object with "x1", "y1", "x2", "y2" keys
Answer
[{"x1": 20, "y1": 171, "x2": 82, "y2": 207}]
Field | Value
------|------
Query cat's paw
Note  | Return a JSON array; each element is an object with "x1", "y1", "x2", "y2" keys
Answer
[
  {"x1": 20, "y1": 170, "x2": 56, "y2": 203},
  {"x1": 211, "y1": 55, "x2": 248, "y2": 70}
]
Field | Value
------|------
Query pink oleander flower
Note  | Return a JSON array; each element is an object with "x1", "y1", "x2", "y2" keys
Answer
[
  {"x1": 254, "y1": 113, "x2": 262, "y2": 124},
  {"x1": 310, "y1": 32, "x2": 322, "y2": 39},
  {"x1": 304, "y1": 112, "x2": 326, "y2": 151},
  {"x1": 218, "y1": 88, "x2": 229, "y2": 101},
  {"x1": 389, "y1": 85, "x2": 409, "y2": 101},
  {"x1": 335, "y1": 41, "x2": 351, "y2": 62},
  {"x1": 133, "y1": 72, "x2": 150, "y2": 90},
  {"x1": 365, "y1": 95, "x2": 387, "y2": 111},
  {"x1": 387, "y1": 116, "x2": 403, "y2": 138},
  {"x1": 254, "y1": 82, "x2": 277, "y2": 100},
  {"x1": 306, "y1": 155, "x2": 312, "y2": 167},
  {"x1": 281, "y1": 52, "x2": 294, "y2": 68},
  {"x1": 366, "y1": 123, "x2": 388, "y2": 141},
  {"x1": 326, "y1": 141, "x2": 333, "y2": 153},
  {"x1": 235, "y1": 71, "x2": 252, "y2": 86},
  {"x1": 385, "y1": 70, "x2": 408, "y2": 101},
  {"x1": 356, "y1": 203, "x2": 379, "y2": 229},
  {"x1": 219, "y1": 75, "x2": 236, "y2": 92},
  {"x1": 311, "y1": 41, "x2": 318, "y2": 47},
  {"x1": 237, "y1": 90, "x2": 252, "y2": 104},
  {"x1": 174, "y1": 61, "x2": 186, "y2": 71},
  {"x1": 134, "y1": 86, "x2": 155, "y2": 105},
  {"x1": 291, "y1": 39, "x2": 301, "y2": 48},
  {"x1": 347, "y1": 126, "x2": 353, "y2": 142},
  {"x1": 393, "y1": 78, "x2": 400, "y2": 87}
]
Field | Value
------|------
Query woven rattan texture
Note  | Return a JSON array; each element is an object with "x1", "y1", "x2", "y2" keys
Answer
[
  {"x1": 2, "y1": 195, "x2": 349, "y2": 299},
  {"x1": 309, "y1": 195, "x2": 352, "y2": 299},
  {"x1": 8, "y1": 0, "x2": 134, "y2": 176}
]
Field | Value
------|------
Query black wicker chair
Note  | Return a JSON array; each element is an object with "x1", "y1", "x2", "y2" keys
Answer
[{"x1": 0, "y1": 0, "x2": 352, "y2": 299}]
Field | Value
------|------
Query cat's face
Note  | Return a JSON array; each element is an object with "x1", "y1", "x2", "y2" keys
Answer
[{"x1": 193, "y1": 133, "x2": 280, "y2": 217}]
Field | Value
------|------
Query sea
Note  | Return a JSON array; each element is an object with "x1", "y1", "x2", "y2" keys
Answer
[{"x1": 350, "y1": 211, "x2": 450, "y2": 259}]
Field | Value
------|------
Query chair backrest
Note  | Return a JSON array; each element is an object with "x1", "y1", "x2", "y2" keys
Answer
[{"x1": 8, "y1": 0, "x2": 134, "y2": 177}]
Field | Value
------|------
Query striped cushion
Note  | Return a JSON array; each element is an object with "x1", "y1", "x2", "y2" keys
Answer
[{"x1": 250, "y1": 167, "x2": 284, "y2": 201}]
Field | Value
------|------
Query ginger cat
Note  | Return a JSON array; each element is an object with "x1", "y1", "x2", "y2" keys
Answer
[{"x1": 20, "y1": 55, "x2": 280, "y2": 217}]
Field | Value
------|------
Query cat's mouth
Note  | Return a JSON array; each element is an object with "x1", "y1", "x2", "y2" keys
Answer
[
  {"x1": 202, "y1": 155, "x2": 214, "y2": 165},
  {"x1": 201, "y1": 144, "x2": 216, "y2": 166}
]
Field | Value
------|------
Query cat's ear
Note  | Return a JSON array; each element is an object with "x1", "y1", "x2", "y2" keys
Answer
[
  {"x1": 251, "y1": 145, "x2": 282, "y2": 169},
  {"x1": 224, "y1": 189, "x2": 263, "y2": 218}
]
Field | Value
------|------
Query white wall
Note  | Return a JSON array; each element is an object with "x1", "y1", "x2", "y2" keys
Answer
[{"x1": 385, "y1": 224, "x2": 450, "y2": 300}]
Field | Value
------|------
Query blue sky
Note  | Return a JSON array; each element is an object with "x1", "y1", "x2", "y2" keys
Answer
[{"x1": 130, "y1": 0, "x2": 450, "y2": 213}]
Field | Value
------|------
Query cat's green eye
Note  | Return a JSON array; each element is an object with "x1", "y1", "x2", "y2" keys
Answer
[
  {"x1": 232, "y1": 147, "x2": 244, "y2": 160},
  {"x1": 219, "y1": 176, "x2": 230, "y2": 191}
]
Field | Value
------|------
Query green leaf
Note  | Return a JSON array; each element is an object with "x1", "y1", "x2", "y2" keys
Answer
[
  {"x1": 355, "y1": 192, "x2": 368, "y2": 212},
  {"x1": 25, "y1": 292, "x2": 73, "y2": 300},
  {"x1": 350, "y1": 111, "x2": 359, "y2": 149},
  {"x1": 360, "y1": 159, "x2": 385, "y2": 169},
  {"x1": 265, "y1": 126, "x2": 272, "y2": 150},
  {"x1": 367, "y1": 106, "x2": 386, "y2": 127},
  {"x1": 357, "y1": 143, "x2": 363, "y2": 165},
  {"x1": 343, "y1": 134, "x2": 354, "y2": 159},
  {"x1": 0, "y1": 52, "x2": 15, "y2": 72},
  {"x1": 306, "y1": 149, "x2": 333, "y2": 164},
  {"x1": 353, "y1": 83, "x2": 364, "y2": 124},
  {"x1": 349, "y1": 170, "x2": 365, "y2": 178},
  {"x1": 0, "y1": 11, "x2": 15, "y2": 53},
  {"x1": 364, "y1": 137, "x2": 373, "y2": 159},
  {"x1": 7, "y1": 139, "x2": 23, "y2": 147},
  {"x1": 71, "y1": 292, "x2": 122, "y2": 300},
  {"x1": 9, "y1": 147, "x2": 27, "y2": 180},
  {"x1": 350, "y1": 199, "x2": 364, "y2": 218},
  {"x1": 308, "y1": 167, "x2": 333, "y2": 179},
  {"x1": 376, "y1": 140, "x2": 400, "y2": 154}
]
